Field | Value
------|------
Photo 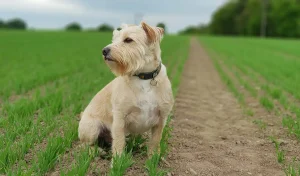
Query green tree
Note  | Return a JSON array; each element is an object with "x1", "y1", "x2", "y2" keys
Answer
[
  {"x1": 208, "y1": 0, "x2": 300, "y2": 38},
  {"x1": 210, "y1": 1, "x2": 240, "y2": 35},
  {"x1": 0, "y1": 19, "x2": 5, "y2": 28},
  {"x1": 65, "y1": 22, "x2": 82, "y2": 31},
  {"x1": 179, "y1": 24, "x2": 209, "y2": 35},
  {"x1": 156, "y1": 23, "x2": 166, "y2": 33},
  {"x1": 5, "y1": 18, "x2": 27, "y2": 30},
  {"x1": 244, "y1": 0, "x2": 262, "y2": 36},
  {"x1": 98, "y1": 24, "x2": 114, "y2": 32},
  {"x1": 269, "y1": 0, "x2": 300, "y2": 37},
  {"x1": 235, "y1": 0, "x2": 250, "y2": 35}
]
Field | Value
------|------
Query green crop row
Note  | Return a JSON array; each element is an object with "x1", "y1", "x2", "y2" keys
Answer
[{"x1": 199, "y1": 36, "x2": 300, "y2": 175}]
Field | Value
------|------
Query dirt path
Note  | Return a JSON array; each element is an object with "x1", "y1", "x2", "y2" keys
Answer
[{"x1": 167, "y1": 38, "x2": 284, "y2": 176}]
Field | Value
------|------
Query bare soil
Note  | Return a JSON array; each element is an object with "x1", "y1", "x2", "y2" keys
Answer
[{"x1": 166, "y1": 38, "x2": 284, "y2": 176}]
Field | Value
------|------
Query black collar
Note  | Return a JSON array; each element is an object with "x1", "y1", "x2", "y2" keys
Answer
[{"x1": 134, "y1": 63, "x2": 161, "y2": 80}]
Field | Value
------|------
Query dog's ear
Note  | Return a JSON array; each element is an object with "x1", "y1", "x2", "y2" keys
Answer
[{"x1": 141, "y1": 22, "x2": 163, "y2": 43}]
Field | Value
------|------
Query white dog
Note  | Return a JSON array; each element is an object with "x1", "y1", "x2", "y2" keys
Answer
[{"x1": 78, "y1": 22, "x2": 174, "y2": 157}]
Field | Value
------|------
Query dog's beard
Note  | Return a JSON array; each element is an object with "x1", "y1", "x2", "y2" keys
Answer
[{"x1": 108, "y1": 48, "x2": 147, "y2": 76}]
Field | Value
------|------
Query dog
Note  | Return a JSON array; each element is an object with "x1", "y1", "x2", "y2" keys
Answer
[{"x1": 78, "y1": 21, "x2": 174, "y2": 157}]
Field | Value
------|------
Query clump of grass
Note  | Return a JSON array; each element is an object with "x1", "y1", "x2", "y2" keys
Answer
[
  {"x1": 108, "y1": 152, "x2": 134, "y2": 176},
  {"x1": 285, "y1": 165, "x2": 300, "y2": 176},
  {"x1": 260, "y1": 96, "x2": 274, "y2": 111},
  {"x1": 160, "y1": 116, "x2": 173, "y2": 158},
  {"x1": 290, "y1": 105, "x2": 300, "y2": 119},
  {"x1": 126, "y1": 134, "x2": 147, "y2": 155},
  {"x1": 61, "y1": 145, "x2": 98, "y2": 176},
  {"x1": 282, "y1": 116, "x2": 294, "y2": 133},
  {"x1": 261, "y1": 84, "x2": 271, "y2": 92},
  {"x1": 284, "y1": 158, "x2": 300, "y2": 176},
  {"x1": 282, "y1": 115, "x2": 300, "y2": 139},
  {"x1": 252, "y1": 119, "x2": 267, "y2": 130},
  {"x1": 279, "y1": 95, "x2": 289, "y2": 110},
  {"x1": 269, "y1": 136, "x2": 285, "y2": 164},
  {"x1": 244, "y1": 108, "x2": 254, "y2": 116},
  {"x1": 278, "y1": 150, "x2": 285, "y2": 163},
  {"x1": 270, "y1": 88, "x2": 282, "y2": 99},
  {"x1": 145, "y1": 152, "x2": 167, "y2": 176}
]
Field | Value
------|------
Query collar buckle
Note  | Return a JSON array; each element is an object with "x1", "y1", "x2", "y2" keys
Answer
[{"x1": 134, "y1": 63, "x2": 162, "y2": 81}]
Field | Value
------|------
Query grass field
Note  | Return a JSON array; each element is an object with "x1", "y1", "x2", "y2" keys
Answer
[
  {"x1": 0, "y1": 31, "x2": 189, "y2": 175},
  {"x1": 2, "y1": 30, "x2": 300, "y2": 175},
  {"x1": 200, "y1": 36, "x2": 300, "y2": 175}
]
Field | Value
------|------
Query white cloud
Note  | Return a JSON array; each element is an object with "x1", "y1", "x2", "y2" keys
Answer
[
  {"x1": 0, "y1": 0, "x2": 85, "y2": 14},
  {"x1": 0, "y1": 0, "x2": 132, "y2": 20}
]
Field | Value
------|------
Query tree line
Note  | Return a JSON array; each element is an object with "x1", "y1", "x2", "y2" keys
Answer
[
  {"x1": 0, "y1": 18, "x2": 27, "y2": 29},
  {"x1": 0, "y1": 18, "x2": 167, "y2": 33},
  {"x1": 0, "y1": 18, "x2": 117, "y2": 32},
  {"x1": 65, "y1": 22, "x2": 115, "y2": 32},
  {"x1": 65, "y1": 22, "x2": 166, "y2": 32},
  {"x1": 180, "y1": 0, "x2": 300, "y2": 38}
]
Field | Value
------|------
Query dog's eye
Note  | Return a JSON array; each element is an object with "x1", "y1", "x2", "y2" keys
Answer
[{"x1": 124, "y1": 38, "x2": 133, "y2": 43}]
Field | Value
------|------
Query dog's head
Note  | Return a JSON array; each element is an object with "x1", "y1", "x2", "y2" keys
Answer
[{"x1": 102, "y1": 22, "x2": 164, "y2": 76}]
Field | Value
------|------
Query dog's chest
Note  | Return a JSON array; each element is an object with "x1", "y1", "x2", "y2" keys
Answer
[{"x1": 126, "y1": 83, "x2": 160, "y2": 133}]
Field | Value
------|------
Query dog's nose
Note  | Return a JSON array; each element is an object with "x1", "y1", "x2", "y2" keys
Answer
[{"x1": 102, "y1": 47, "x2": 110, "y2": 56}]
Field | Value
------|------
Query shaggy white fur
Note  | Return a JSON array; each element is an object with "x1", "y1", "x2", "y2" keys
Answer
[{"x1": 78, "y1": 22, "x2": 174, "y2": 158}]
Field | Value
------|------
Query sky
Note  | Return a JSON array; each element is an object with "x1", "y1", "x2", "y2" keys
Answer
[{"x1": 0, "y1": 0, "x2": 227, "y2": 33}]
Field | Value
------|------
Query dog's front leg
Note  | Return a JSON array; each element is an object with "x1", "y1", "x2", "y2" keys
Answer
[
  {"x1": 148, "y1": 116, "x2": 165, "y2": 156},
  {"x1": 111, "y1": 111, "x2": 126, "y2": 156}
]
